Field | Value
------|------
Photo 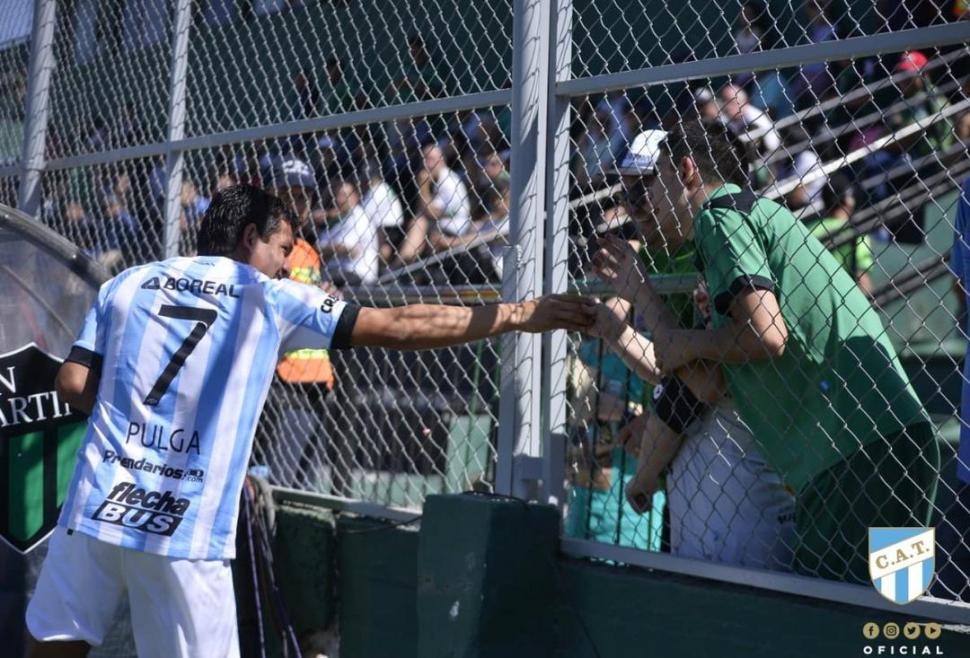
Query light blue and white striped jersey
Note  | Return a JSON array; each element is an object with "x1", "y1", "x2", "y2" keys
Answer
[{"x1": 58, "y1": 256, "x2": 358, "y2": 559}]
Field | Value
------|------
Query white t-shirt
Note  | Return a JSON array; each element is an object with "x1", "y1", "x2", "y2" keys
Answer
[
  {"x1": 430, "y1": 168, "x2": 471, "y2": 236},
  {"x1": 478, "y1": 214, "x2": 510, "y2": 279},
  {"x1": 362, "y1": 182, "x2": 404, "y2": 229},
  {"x1": 317, "y1": 205, "x2": 379, "y2": 284},
  {"x1": 792, "y1": 150, "x2": 827, "y2": 211}
]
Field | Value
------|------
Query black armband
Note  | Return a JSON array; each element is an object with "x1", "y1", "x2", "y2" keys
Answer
[
  {"x1": 66, "y1": 346, "x2": 103, "y2": 374},
  {"x1": 651, "y1": 376, "x2": 706, "y2": 434}
]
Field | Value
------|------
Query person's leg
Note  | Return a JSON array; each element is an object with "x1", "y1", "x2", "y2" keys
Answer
[
  {"x1": 125, "y1": 551, "x2": 239, "y2": 658},
  {"x1": 26, "y1": 529, "x2": 125, "y2": 655}
]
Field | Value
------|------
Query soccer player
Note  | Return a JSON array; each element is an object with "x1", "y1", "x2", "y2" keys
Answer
[
  {"x1": 26, "y1": 185, "x2": 594, "y2": 658},
  {"x1": 594, "y1": 121, "x2": 938, "y2": 584}
]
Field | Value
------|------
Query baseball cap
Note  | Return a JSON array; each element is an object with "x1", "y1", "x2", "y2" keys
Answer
[
  {"x1": 616, "y1": 129, "x2": 668, "y2": 176},
  {"x1": 895, "y1": 50, "x2": 928, "y2": 73},
  {"x1": 262, "y1": 157, "x2": 316, "y2": 190}
]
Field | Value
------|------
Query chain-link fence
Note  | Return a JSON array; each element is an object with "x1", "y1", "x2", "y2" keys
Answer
[
  {"x1": 4, "y1": 0, "x2": 970, "y2": 620},
  {"x1": 555, "y1": 0, "x2": 970, "y2": 618}
]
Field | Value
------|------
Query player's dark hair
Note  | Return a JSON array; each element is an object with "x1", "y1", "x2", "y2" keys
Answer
[
  {"x1": 663, "y1": 119, "x2": 750, "y2": 187},
  {"x1": 196, "y1": 184, "x2": 298, "y2": 257}
]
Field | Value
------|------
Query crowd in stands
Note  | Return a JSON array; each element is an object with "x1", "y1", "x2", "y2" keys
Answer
[{"x1": 37, "y1": 0, "x2": 970, "y2": 290}]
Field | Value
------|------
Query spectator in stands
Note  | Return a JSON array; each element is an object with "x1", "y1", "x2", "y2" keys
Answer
[
  {"x1": 394, "y1": 143, "x2": 472, "y2": 265},
  {"x1": 887, "y1": 51, "x2": 954, "y2": 158},
  {"x1": 794, "y1": 0, "x2": 841, "y2": 107},
  {"x1": 478, "y1": 185, "x2": 511, "y2": 281},
  {"x1": 62, "y1": 201, "x2": 96, "y2": 254},
  {"x1": 936, "y1": 174, "x2": 970, "y2": 602},
  {"x1": 290, "y1": 69, "x2": 320, "y2": 119},
  {"x1": 392, "y1": 35, "x2": 446, "y2": 103},
  {"x1": 477, "y1": 149, "x2": 511, "y2": 194},
  {"x1": 360, "y1": 160, "x2": 405, "y2": 266},
  {"x1": 732, "y1": 1, "x2": 783, "y2": 89},
  {"x1": 692, "y1": 87, "x2": 722, "y2": 123},
  {"x1": 574, "y1": 104, "x2": 615, "y2": 189},
  {"x1": 808, "y1": 173, "x2": 874, "y2": 294},
  {"x1": 322, "y1": 57, "x2": 354, "y2": 115},
  {"x1": 97, "y1": 193, "x2": 138, "y2": 271},
  {"x1": 784, "y1": 124, "x2": 828, "y2": 213},
  {"x1": 956, "y1": 109, "x2": 970, "y2": 145},
  {"x1": 214, "y1": 170, "x2": 238, "y2": 193},
  {"x1": 318, "y1": 180, "x2": 379, "y2": 285},
  {"x1": 179, "y1": 178, "x2": 210, "y2": 231},
  {"x1": 600, "y1": 121, "x2": 937, "y2": 584},
  {"x1": 720, "y1": 83, "x2": 782, "y2": 159}
]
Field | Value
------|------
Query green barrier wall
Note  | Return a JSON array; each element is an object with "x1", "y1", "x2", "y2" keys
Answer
[{"x1": 270, "y1": 494, "x2": 970, "y2": 658}]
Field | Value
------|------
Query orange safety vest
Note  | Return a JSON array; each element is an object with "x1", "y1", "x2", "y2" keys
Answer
[{"x1": 275, "y1": 239, "x2": 336, "y2": 389}]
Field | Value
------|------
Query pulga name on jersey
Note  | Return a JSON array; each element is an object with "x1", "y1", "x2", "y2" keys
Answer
[{"x1": 126, "y1": 421, "x2": 201, "y2": 454}]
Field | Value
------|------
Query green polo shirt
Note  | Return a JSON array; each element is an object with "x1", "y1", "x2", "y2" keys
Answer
[{"x1": 693, "y1": 184, "x2": 927, "y2": 492}]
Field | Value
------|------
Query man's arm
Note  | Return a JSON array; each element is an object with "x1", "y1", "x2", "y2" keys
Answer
[
  {"x1": 55, "y1": 361, "x2": 99, "y2": 415},
  {"x1": 349, "y1": 295, "x2": 596, "y2": 350},
  {"x1": 653, "y1": 288, "x2": 788, "y2": 373}
]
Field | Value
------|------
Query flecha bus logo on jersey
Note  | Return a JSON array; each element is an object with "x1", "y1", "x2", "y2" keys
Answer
[{"x1": 91, "y1": 482, "x2": 191, "y2": 536}]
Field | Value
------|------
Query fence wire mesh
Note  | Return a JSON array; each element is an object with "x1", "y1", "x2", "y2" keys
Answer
[
  {"x1": 561, "y1": 0, "x2": 970, "y2": 603},
  {"x1": 3, "y1": 0, "x2": 970, "y2": 612}
]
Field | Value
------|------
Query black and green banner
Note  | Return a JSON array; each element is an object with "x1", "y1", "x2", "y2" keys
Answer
[{"x1": 0, "y1": 344, "x2": 87, "y2": 553}]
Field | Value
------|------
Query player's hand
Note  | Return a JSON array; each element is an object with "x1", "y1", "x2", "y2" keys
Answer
[
  {"x1": 625, "y1": 466, "x2": 660, "y2": 514},
  {"x1": 616, "y1": 414, "x2": 646, "y2": 457},
  {"x1": 586, "y1": 298, "x2": 630, "y2": 342},
  {"x1": 516, "y1": 294, "x2": 597, "y2": 333},
  {"x1": 591, "y1": 234, "x2": 651, "y2": 303}
]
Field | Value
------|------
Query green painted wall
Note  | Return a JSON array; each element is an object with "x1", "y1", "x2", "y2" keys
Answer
[{"x1": 271, "y1": 495, "x2": 970, "y2": 658}]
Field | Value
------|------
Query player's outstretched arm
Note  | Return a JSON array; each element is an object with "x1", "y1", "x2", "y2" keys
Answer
[
  {"x1": 55, "y1": 361, "x2": 99, "y2": 415},
  {"x1": 349, "y1": 294, "x2": 596, "y2": 350}
]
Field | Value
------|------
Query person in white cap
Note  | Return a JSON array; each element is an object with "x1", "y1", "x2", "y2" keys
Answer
[{"x1": 582, "y1": 126, "x2": 796, "y2": 571}]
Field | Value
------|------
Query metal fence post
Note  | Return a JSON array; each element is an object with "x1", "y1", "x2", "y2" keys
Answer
[
  {"x1": 162, "y1": 0, "x2": 193, "y2": 259},
  {"x1": 540, "y1": 0, "x2": 573, "y2": 507},
  {"x1": 496, "y1": 0, "x2": 552, "y2": 498},
  {"x1": 17, "y1": 0, "x2": 57, "y2": 216}
]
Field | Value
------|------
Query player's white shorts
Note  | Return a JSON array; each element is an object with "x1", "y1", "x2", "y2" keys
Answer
[
  {"x1": 668, "y1": 400, "x2": 796, "y2": 571},
  {"x1": 26, "y1": 527, "x2": 239, "y2": 658}
]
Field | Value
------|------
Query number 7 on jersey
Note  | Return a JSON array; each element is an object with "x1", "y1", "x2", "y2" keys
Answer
[{"x1": 144, "y1": 304, "x2": 218, "y2": 406}]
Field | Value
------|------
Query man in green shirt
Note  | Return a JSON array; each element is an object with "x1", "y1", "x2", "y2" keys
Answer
[
  {"x1": 809, "y1": 173, "x2": 873, "y2": 295},
  {"x1": 583, "y1": 132, "x2": 796, "y2": 570},
  {"x1": 595, "y1": 120, "x2": 938, "y2": 584}
]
